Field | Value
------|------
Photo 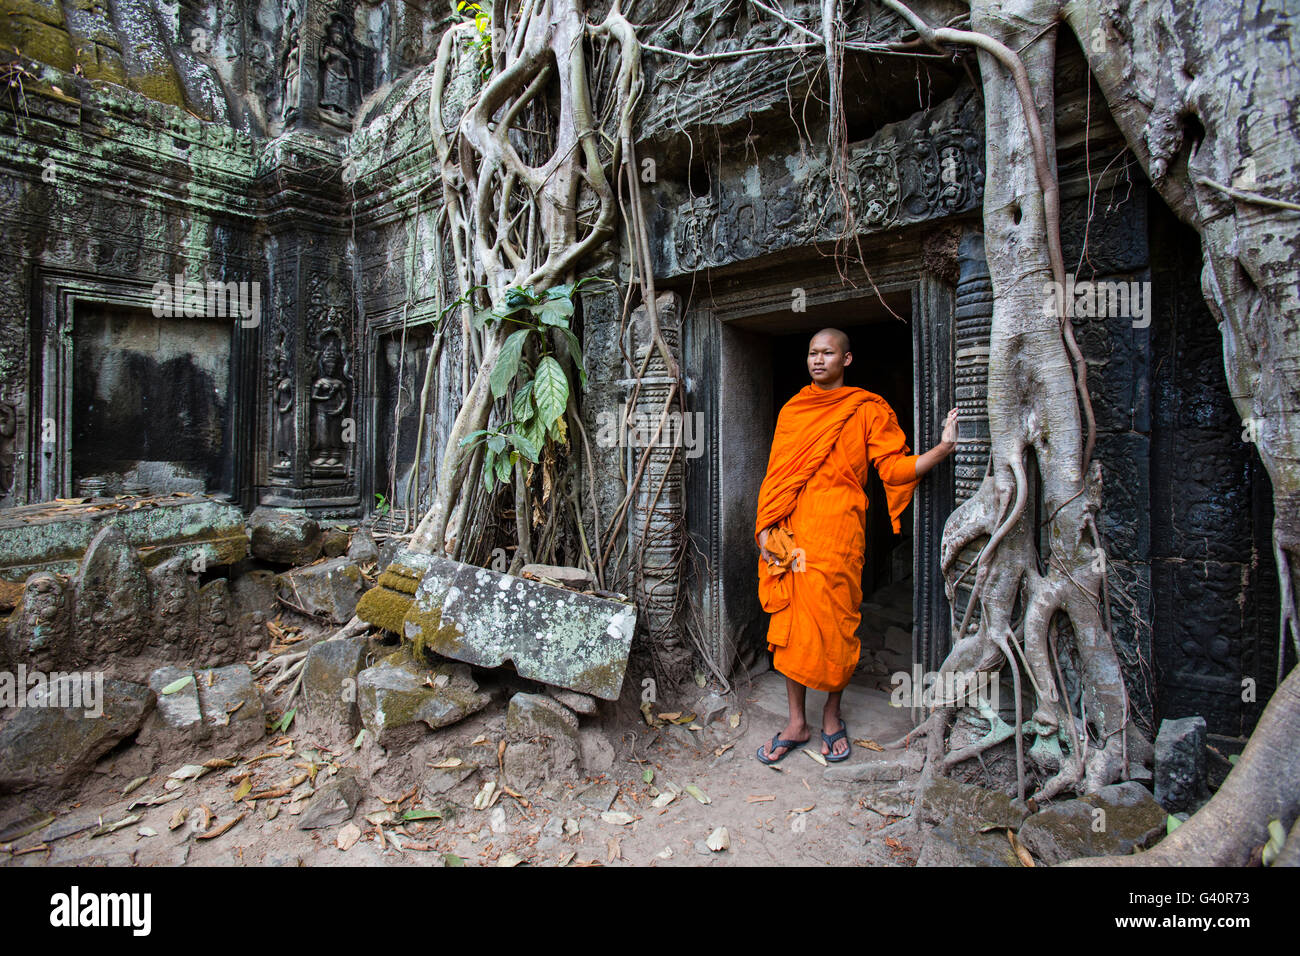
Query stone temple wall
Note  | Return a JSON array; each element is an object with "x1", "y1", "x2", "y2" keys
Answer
[{"x1": 0, "y1": 1, "x2": 1280, "y2": 735}]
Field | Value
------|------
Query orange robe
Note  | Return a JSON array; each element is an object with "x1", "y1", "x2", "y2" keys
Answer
[{"x1": 754, "y1": 385, "x2": 920, "y2": 692}]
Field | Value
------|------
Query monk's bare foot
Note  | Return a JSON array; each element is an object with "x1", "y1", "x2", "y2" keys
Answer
[
  {"x1": 758, "y1": 721, "x2": 811, "y2": 761},
  {"x1": 821, "y1": 706, "x2": 849, "y2": 758}
]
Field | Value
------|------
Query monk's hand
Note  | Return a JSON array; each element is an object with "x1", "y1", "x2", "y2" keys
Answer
[
  {"x1": 941, "y1": 407, "x2": 959, "y2": 449},
  {"x1": 758, "y1": 526, "x2": 779, "y2": 566}
]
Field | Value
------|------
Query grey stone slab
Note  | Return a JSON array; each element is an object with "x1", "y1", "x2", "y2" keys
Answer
[
  {"x1": 145, "y1": 666, "x2": 203, "y2": 743},
  {"x1": 1154, "y1": 715, "x2": 1209, "y2": 813},
  {"x1": 301, "y1": 636, "x2": 369, "y2": 740},
  {"x1": 0, "y1": 678, "x2": 155, "y2": 791},
  {"x1": 277, "y1": 557, "x2": 365, "y2": 624},
  {"x1": 195, "y1": 664, "x2": 264, "y2": 748},
  {"x1": 356, "y1": 648, "x2": 490, "y2": 748},
  {"x1": 1017, "y1": 781, "x2": 1167, "y2": 865},
  {"x1": 403, "y1": 555, "x2": 636, "y2": 700}
]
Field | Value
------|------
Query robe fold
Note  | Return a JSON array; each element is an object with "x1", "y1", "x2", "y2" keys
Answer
[{"x1": 754, "y1": 384, "x2": 920, "y2": 692}]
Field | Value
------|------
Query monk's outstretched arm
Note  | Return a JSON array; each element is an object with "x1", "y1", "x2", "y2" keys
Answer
[{"x1": 913, "y1": 408, "x2": 959, "y2": 478}]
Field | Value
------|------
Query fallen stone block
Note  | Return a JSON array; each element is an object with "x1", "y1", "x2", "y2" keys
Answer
[
  {"x1": 1154, "y1": 715, "x2": 1209, "y2": 814},
  {"x1": 249, "y1": 509, "x2": 323, "y2": 565},
  {"x1": 546, "y1": 687, "x2": 598, "y2": 715},
  {"x1": 297, "y1": 767, "x2": 363, "y2": 830},
  {"x1": 916, "y1": 814, "x2": 1020, "y2": 867},
  {"x1": 503, "y1": 692, "x2": 580, "y2": 792},
  {"x1": 1017, "y1": 781, "x2": 1167, "y2": 865},
  {"x1": 301, "y1": 636, "x2": 369, "y2": 741},
  {"x1": 403, "y1": 554, "x2": 636, "y2": 699},
  {"x1": 917, "y1": 776, "x2": 1028, "y2": 830},
  {"x1": 347, "y1": 529, "x2": 380, "y2": 564},
  {"x1": 277, "y1": 558, "x2": 366, "y2": 625},
  {"x1": 357, "y1": 648, "x2": 491, "y2": 749},
  {"x1": 195, "y1": 664, "x2": 264, "y2": 749},
  {"x1": 141, "y1": 666, "x2": 204, "y2": 748},
  {"x1": 0, "y1": 678, "x2": 155, "y2": 791}
]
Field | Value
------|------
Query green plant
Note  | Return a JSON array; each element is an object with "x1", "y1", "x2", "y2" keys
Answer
[
  {"x1": 458, "y1": 277, "x2": 608, "y2": 493},
  {"x1": 374, "y1": 492, "x2": 391, "y2": 516},
  {"x1": 456, "y1": 1, "x2": 493, "y2": 81}
]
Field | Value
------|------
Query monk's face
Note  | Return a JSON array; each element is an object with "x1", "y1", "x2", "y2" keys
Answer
[{"x1": 807, "y1": 333, "x2": 851, "y2": 388}]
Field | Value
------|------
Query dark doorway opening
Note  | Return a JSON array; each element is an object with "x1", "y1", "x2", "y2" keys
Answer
[{"x1": 72, "y1": 305, "x2": 233, "y2": 497}]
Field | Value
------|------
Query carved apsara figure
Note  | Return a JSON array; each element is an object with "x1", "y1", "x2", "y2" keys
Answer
[
  {"x1": 310, "y1": 325, "x2": 350, "y2": 468},
  {"x1": 319, "y1": 14, "x2": 358, "y2": 125}
]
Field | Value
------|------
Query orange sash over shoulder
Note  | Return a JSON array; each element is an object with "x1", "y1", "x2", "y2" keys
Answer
[{"x1": 754, "y1": 387, "x2": 871, "y2": 614}]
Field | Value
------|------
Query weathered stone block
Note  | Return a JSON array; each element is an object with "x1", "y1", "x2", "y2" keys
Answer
[
  {"x1": 503, "y1": 692, "x2": 580, "y2": 792},
  {"x1": 1153, "y1": 715, "x2": 1209, "y2": 814},
  {"x1": 917, "y1": 776, "x2": 1028, "y2": 830},
  {"x1": 356, "y1": 548, "x2": 438, "y2": 634},
  {"x1": 356, "y1": 648, "x2": 490, "y2": 749},
  {"x1": 404, "y1": 555, "x2": 636, "y2": 699},
  {"x1": 195, "y1": 665, "x2": 264, "y2": 749},
  {"x1": 277, "y1": 558, "x2": 365, "y2": 624},
  {"x1": 301, "y1": 636, "x2": 369, "y2": 741},
  {"x1": 347, "y1": 529, "x2": 379, "y2": 564},
  {"x1": 0, "y1": 678, "x2": 155, "y2": 791},
  {"x1": 916, "y1": 814, "x2": 1019, "y2": 867},
  {"x1": 297, "y1": 767, "x2": 363, "y2": 830},
  {"x1": 249, "y1": 509, "x2": 323, "y2": 565},
  {"x1": 144, "y1": 666, "x2": 203, "y2": 746},
  {"x1": 1016, "y1": 781, "x2": 1166, "y2": 865}
]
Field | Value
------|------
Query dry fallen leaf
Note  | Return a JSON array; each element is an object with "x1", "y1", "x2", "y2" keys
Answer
[
  {"x1": 684, "y1": 784, "x2": 710, "y2": 805},
  {"x1": 232, "y1": 777, "x2": 252, "y2": 802},
  {"x1": 853, "y1": 738, "x2": 885, "y2": 752},
  {"x1": 746, "y1": 794, "x2": 775, "y2": 803},
  {"x1": 1008, "y1": 830, "x2": 1034, "y2": 867},
  {"x1": 803, "y1": 749, "x2": 828, "y2": 767},
  {"x1": 601, "y1": 811, "x2": 635, "y2": 826},
  {"x1": 196, "y1": 812, "x2": 245, "y2": 841},
  {"x1": 168, "y1": 807, "x2": 187, "y2": 831},
  {"x1": 336, "y1": 823, "x2": 361, "y2": 851},
  {"x1": 606, "y1": 838, "x2": 621, "y2": 862},
  {"x1": 706, "y1": 827, "x2": 730, "y2": 852}
]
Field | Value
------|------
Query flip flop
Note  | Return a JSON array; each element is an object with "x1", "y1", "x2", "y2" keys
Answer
[
  {"x1": 756, "y1": 733, "x2": 807, "y2": 765},
  {"x1": 822, "y1": 719, "x2": 851, "y2": 763}
]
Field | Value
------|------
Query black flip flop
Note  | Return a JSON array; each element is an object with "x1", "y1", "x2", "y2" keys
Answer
[
  {"x1": 756, "y1": 733, "x2": 806, "y2": 765},
  {"x1": 822, "y1": 719, "x2": 851, "y2": 763}
]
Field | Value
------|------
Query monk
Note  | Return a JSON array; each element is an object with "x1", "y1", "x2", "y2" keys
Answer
[{"x1": 754, "y1": 328, "x2": 958, "y2": 763}]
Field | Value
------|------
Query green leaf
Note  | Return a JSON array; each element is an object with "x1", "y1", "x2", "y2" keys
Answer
[
  {"x1": 161, "y1": 675, "x2": 194, "y2": 696},
  {"x1": 495, "y1": 450, "x2": 513, "y2": 484},
  {"x1": 1263, "y1": 818, "x2": 1286, "y2": 866},
  {"x1": 487, "y1": 433, "x2": 507, "y2": 455},
  {"x1": 553, "y1": 326, "x2": 587, "y2": 389},
  {"x1": 512, "y1": 380, "x2": 535, "y2": 422},
  {"x1": 443, "y1": 853, "x2": 465, "y2": 867},
  {"x1": 273, "y1": 707, "x2": 296, "y2": 733},
  {"x1": 472, "y1": 306, "x2": 498, "y2": 329},
  {"x1": 506, "y1": 432, "x2": 540, "y2": 463},
  {"x1": 483, "y1": 450, "x2": 497, "y2": 493},
  {"x1": 459, "y1": 428, "x2": 491, "y2": 447},
  {"x1": 490, "y1": 328, "x2": 531, "y2": 399},
  {"x1": 505, "y1": 286, "x2": 537, "y2": 310},
  {"x1": 545, "y1": 282, "x2": 574, "y2": 300},
  {"x1": 520, "y1": 414, "x2": 546, "y2": 450},
  {"x1": 534, "y1": 297, "x2": 573, "y2": 327},
  {"x1": 1166, "y1": 815, "x2": 1182, "y2": 835},
  {"x1": 532, "y1": 355, "x2": 569, "y2": 430},
  {"x1": 402, "y1": 808, "x2": 445, "y2": 821},
  {"x1": 642, "y1": 768, "x2": 654, "y2": 784}
]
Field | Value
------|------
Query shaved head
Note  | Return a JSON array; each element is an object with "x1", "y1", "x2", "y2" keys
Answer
[
  {"x1": 807, "y1": 328, "x2": 853, "y2": 390},
  {"x1": 811, "y1": 328, "x2": 851, "y2": 354}
]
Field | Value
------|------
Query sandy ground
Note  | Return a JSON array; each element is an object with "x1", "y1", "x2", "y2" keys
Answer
[{"x1": 0, "y1": 654, "x2": 931, "y2": 867}]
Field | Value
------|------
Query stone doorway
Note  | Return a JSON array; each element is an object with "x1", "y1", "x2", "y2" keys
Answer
[{"x1": 680, "y1": 247, "x2": 956, "y2": 688}]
